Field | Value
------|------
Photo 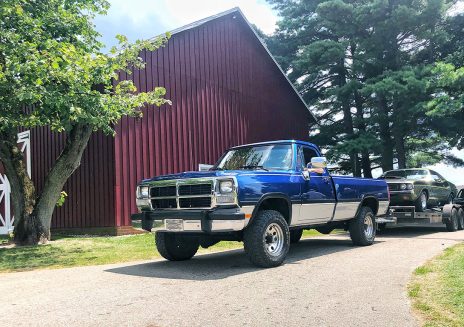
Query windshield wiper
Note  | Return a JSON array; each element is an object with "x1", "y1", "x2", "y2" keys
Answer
[{"x1": 239, "y1": 165, "x2": 269, "y2": 171}]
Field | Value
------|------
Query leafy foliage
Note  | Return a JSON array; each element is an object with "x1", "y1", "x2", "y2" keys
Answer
[
  {"x1": 0, "y1": 0, "x2": 171, "y2": 243},
  {"x1": 0, "y1": 0, "x2": 170, "y2": 136},
  {"x1": 267, "y1": 0, "x2": 464, "y2": 175}
]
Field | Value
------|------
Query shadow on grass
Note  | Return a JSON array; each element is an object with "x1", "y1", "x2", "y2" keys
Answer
[{"x1": 106, "y1": 235, "x2": 378, "y2": 281}]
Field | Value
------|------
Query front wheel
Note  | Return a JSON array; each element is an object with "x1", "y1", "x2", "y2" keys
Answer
[
  {"x1": 349, "y1": 206, "x2": 376, "y2": 246},
  {"x1": 446, "y1": 208, "x2": 459, "y2": 232},
  {"x1": 415, "y1": 191, "x2": 428, "y2": 212},
  {"x1": 155, "y1": 232, "x2": 199, "y2": 261},
  {"x1": 243, "y1": 210, "x2": 290, "y2": 268},
  {"x1": 458, "y1": 208, "x2": 464, "y2": 231}
]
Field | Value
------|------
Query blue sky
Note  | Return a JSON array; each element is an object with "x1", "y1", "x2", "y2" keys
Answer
[{"x1": 94, "y1": 0, "x2": 464, "y2": 185}]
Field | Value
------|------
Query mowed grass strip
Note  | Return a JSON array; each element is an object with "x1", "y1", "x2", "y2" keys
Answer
[
  {"x1": 0, "y1": 229, "x2": 324, "y2": 273},
  {"x1": 408, "y1": 243, "x2": 464, "y2": 326}
]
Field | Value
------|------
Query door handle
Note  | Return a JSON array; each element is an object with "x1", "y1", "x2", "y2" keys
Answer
[{"x1": 323, "y1": 176, "x2": 330, "y2": 183}]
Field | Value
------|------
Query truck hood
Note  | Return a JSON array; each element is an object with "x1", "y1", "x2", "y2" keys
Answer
[{"x1": 141, "y1": 170, "x2": 290, "y2": 183}]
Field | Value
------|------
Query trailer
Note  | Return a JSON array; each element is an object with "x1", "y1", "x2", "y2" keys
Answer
[{"x1": 380, "y1": 202, "x2": 464, "y2": 232}]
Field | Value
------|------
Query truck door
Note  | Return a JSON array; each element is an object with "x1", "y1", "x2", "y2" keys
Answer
[{"x1": 294, "y1": 146, "x2": 336, "y2": 225}]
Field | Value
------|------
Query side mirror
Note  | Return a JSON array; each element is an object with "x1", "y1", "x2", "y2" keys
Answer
[
  {"x1": 310, "y1": 157, "x2": 328, "y2": 169},
  {"x1": 199, "y1": 164, "x2": 214, "y2": 171}
]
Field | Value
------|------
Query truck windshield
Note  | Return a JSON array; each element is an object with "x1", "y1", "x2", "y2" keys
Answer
[{"x1": 215, "y1": 144, "x2": 293, "y2": 171}]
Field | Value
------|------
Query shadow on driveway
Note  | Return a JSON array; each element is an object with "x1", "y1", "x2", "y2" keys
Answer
[
  {"x1": 378, "y1": 225, "x2": 464, "y2": 241},
  {"x1": 105, "y1": 236, "x2": 367, "y2": 280}
]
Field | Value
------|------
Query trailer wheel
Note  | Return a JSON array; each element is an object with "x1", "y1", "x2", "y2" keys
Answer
[
  {"x1": 155, "y1": 232, "x2": 199, "y2": 261},
  {"x1": 290, "y1": 228, "x2": 303, "y2": 244},
  {"x1": 243, "y1": 210, "x2": 290, "y2": 268},
  {"x1": 445, "y1": 208, "x2": 459, "y2": 232},
  {"x1": 349, "y1": 206, "x2": 376, "y2": 246},
  {"x1": 457, "y1": 208, "x2": 464, "y2": 231}
]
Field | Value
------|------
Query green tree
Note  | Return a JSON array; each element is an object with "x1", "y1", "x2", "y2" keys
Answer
[
  {"x1": 0, "y1": 0, "x2": 170, "y2": 245},
  {"x1": 267, "y1": 0, "x2": 461, "y2": 175}
]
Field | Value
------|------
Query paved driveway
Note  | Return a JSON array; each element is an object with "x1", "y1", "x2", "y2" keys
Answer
[{"x1": 1, "y1": 227, "x2": 463, "y2": 327}]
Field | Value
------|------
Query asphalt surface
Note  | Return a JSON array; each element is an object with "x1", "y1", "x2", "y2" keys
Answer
[{"x1": 1, "y1": 226, "x2": 464, "y2": 327}]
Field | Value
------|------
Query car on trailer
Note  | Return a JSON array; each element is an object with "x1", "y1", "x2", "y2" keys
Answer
[
  {"x1": 379, "y1": 186, "x2": 464, "y2": 232},
  {"x1": 380, "y1": 168, "x2": 457, "y2": 212}
]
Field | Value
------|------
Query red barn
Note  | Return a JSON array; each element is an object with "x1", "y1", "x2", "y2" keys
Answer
[{"x1": 0, "y1": 8, "x2": 316, "y2": 235}]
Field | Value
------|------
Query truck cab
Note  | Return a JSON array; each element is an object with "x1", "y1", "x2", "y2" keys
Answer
[{"x1": 132, "y1": 140, "x2": 391, "y2": 268}]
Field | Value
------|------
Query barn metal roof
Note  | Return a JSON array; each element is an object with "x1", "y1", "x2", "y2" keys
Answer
[{"x1": 163, "y1": 7, "x2": 318, "y2": 124}]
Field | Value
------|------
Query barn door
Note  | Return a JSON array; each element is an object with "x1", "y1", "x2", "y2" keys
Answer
[{"x1": 0, "y1": 131, "x2": 31, "y2": 235}]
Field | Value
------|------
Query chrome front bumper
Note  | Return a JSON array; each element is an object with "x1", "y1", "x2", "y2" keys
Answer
[{"x1": 131, "y1": 206, "x2": 254, "y2": 233}]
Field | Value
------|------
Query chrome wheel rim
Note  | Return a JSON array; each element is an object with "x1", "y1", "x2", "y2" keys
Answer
[
  {"x1": 364, "y1": 214, "x2": 374, "y2": 239},
  {"x1": 264, "y1": 223, "x2": 284, "y2": 256},
  {"x1": 420, "y1": 193, "x2": 427, "y2": 210}
]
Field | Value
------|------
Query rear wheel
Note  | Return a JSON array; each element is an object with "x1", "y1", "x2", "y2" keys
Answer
[
  {"x1": 155, "y1": 232, "x2": 199, "y2": 261},
  {"x1": 415, "y1": 191, "x2": 428, "y2": 212},
  {"x1": 243, "y1": 210, "x2": 290, "y2": 268},
  {"x1": 458, "y1": 208, "x2": 464, "y2": 231},
  {"x1": 445, "y1": 208, "x2": 459, "y2": 232},
  {"x1": 290, "y1": 229, "x2": 303, "y2": 244},
  {"x1": 349, "y1": 206, "x2": 376, "y2": 246}
]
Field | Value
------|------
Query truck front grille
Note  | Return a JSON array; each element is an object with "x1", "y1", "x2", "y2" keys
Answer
[
  {"x1": 178, "y1": 184, "x2": 212, "y2": 196},
  {"x1": 149, "y1": 180, "x2": 213, "y2": 209},
  {"x1": 179, "y1": 197, "x2": 212, "y2": 208},
  {"x1": 150, "y1": 186, "x2": 176, "y2": 197},
  {"x1": 152, "y1": 198, "x2": 177, "y2": 209}
]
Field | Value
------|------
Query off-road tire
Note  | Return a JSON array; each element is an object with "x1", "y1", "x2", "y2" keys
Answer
[
  {"x1": 415, "y1": 191, "x2": 428, "y2": 212},
  {"x1": 446, "y1": 208, "x2": 459, "y2": 232},
  {"x1": 290, "y1": 229, "x2": 303, "y2": 244},
  {"x1": 349, "y1": 206, "x2": 376, "y2": 246},
  {"x1": 316, "y1": 226, "x2": 335, "y2": 235},
  {"x1": 458, "y1": 208, "x2": 464, "y2": 231},
  {"x1": 155, "y1": 231, "x2": 199, "y2": 261},
  {"x1": 243, "y1": 210, "x2": 290, "y2": 268}
]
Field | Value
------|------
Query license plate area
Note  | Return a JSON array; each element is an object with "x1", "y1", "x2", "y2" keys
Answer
[{"x1": 165, "y1": 219, "x2": 184, "y2": 231}]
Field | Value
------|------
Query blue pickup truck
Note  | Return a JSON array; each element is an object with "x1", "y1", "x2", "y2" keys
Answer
[{"x1": 132, "y1": 140, "x2": 391, "y2": 267}]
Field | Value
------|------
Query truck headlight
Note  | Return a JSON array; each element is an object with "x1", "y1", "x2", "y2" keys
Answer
[
  {"x1": 406, "y1": 184, "x2": 414, "y2": 190},
  {"x1": 137, "y1": 186, "x2": 149, "y2": 198},
  {"x1": 400, "y1": 183, "x2": 407, "y2": 190},
  {"x1": 219, "y1": 180, "x2": 234, "y2": 193}
]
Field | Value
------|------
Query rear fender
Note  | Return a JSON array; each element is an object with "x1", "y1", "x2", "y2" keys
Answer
[{"x1": 356, "y1": 196, "x2": 379, "y2": 216}]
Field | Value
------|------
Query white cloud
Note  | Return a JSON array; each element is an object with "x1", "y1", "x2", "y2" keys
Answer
[
  {"x1": 160, "y1": 0, "x2": 278, "y2": 34},
  {"x1": 101, "y1": 0, "x2": 277, "y2": 36}
]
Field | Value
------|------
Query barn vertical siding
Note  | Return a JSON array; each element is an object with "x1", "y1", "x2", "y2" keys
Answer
[
  {"x1": 114, "y1": 13, "x2": 312, "y2": 227},
  {"x1": 28, "y1": 129, "x2": 116, "y2": 230}
]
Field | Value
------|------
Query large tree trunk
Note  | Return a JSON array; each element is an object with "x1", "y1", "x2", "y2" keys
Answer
[
  {"x1": 393, "y1": 127, "x2": 406, "y2": 169},
  {"x1": 31, "y1": 124, "x2": 93, "y2": 239},
  {"x1": 354, "y1": 90, "x2": 373, "y2": 178},
  {"x1": 338, "y1": 60, "x2": 360, "y2": 176},
  {"x1": 1, "y1": 124, "x2": 93, "y2": 245},
  {"x1": 378, "y1": 97, "x2": 394, "y2": 171},
  {"x1": 0, "y1": 129, "x2": 42, "y2": 244}
]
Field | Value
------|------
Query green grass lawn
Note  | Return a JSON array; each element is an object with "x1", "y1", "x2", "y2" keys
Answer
[
  {"x1": 408, "y1": 243, "x2": 464, "y2": 326},
  {"x1": 0, "y1": 229, "x2": 324, "y2": 273}
]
